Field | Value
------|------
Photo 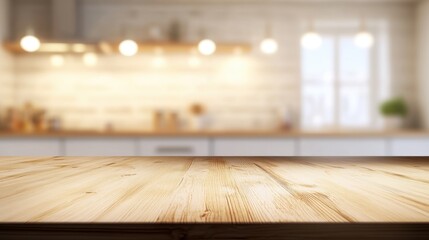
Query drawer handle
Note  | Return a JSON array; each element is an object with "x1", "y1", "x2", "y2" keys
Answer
[{"x1": 155, "y1": 146, "x2": 194, "y2": 154}]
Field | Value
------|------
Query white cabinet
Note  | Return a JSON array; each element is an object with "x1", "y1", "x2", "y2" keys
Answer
[
  {"x1": 138, "y1": 138, "x2": 210, "y2": 156},
  {"x1": 64, "y1": 138, "x2": 137, "y2": 156},
  {"x1": 0, "y1": 138, "x2": 61, "y2": 156},
  {"x1": 299, "y1": 138, "x2": 387, "y2": 156},
  {"x1": 213, "y1": 138, "x2": 296, "y2": 156},
  {"x1": 1, "y1": 135, "x2": 428, "y2": 157},
  {"x1": 390, "y1": 138, "x2": 429, "y2": 156}
]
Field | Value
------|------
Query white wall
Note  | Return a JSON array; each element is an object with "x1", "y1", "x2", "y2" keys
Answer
[
  {"x1": 418, "y1": 0, "x2": 429, "y2": 129},
  {"x1": 0, "y1": 0, "x2": 14, "y2": 109},
  {"x1": 10, "y1": 0, "x2": 417, "y2": 131}
]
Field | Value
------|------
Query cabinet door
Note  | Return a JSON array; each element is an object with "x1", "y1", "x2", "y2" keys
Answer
[
  {"x1": 213, "y1": 138, "x2": 296, "y2": 156},
  {"x1": 0, "y1": 138, "x2": 61, "y2": 156},
  {"x1": 64, "y1": 138, "x2": 137, "y2": 156},
  {"x1": 138, "y1": 138, "x2": 210, "y2": 156},
  {"x1": 299, "y1": 138, "x2": 387, "y2": 156},
  {"x1": 390, "y1": 138, "x2": 429, "y2": 156}
]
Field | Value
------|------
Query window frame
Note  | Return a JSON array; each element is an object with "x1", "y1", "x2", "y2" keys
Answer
[{"x1": 300, "y1": 28, "x2": 380, "y2": 130}]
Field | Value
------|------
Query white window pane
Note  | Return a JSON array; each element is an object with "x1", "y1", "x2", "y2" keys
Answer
[
  {"x1": 301, "y1": 36, "x2": 335, "y2": 129},
  {"x1": 301, "y1": 33, "x2": 373, "y2": 130},
  {"x1": 301, "y1": 37, "x2": 335, "y2": 83},
  {"x1": 339, "y1": 85, "x2": 370, "y2": 127},
  {"x1": 339, "y1": 36, "x2": 370, "y2": 83},
  {"x1": 301, "y1": 84, "x2": 335, "y2": 129}
]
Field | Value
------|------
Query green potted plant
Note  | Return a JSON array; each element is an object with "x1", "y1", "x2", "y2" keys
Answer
[{"x1": 379, "y1": 97, "x2": 407, "y2": 130}]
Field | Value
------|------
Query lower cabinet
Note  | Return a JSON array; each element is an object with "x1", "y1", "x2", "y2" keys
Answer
[
  {"x1": 298, "y1": 138, "x2": 388, "y2": 156},
  {"x1": 138, "y1": 138, "x2": 210, "y2": 156},
  {"x1": 390, "y1": 138, "x2": 429, "y2": 156},
  {"x1": 0, "y1": 138, "x2": 61, "y2": 156},
  {"x1": 64, "y1": 138, "x2": 137, "y2": 156},
  {"x1": 213, "y1": 138, "x2": 296, "y2": 156},
  {"x1": 1, "y1": 136, "x2": 428, "y2": 157}
]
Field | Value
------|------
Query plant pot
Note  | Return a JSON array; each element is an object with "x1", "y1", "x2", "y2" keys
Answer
[{"x1": 383, "y1": 116, "x2": 404, "y2": 130}]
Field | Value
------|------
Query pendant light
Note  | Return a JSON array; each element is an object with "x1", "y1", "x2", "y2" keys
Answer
[
  {"x1": 301, "y1": 20, "x2": 323, "y2": 50},
  {"x1": 119, "y1": 39, "x2": 138, "y2": 56},
  {"x1": 354, "y1": 18, "x2": 374, "y2": 48},
  {"x1": 260, "y1": 22, "x2": 278, "y2": 54},
  {"x1": 198, "y1": 39, "x2": 216, "y2": 56},
  {"x1": 197, "y1": 29, "x2": 216, "y2": 56},
  {"x1": 118, "y1": 25, "x2": 139, "y2": 56},
  {"x1": 20, "y1": 29, "x2": 41, "y2": 52}
]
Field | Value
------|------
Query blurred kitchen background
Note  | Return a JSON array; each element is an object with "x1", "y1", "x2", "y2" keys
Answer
[{"x1": 0, "y1": 0, "x2": 428, "y2": 156}]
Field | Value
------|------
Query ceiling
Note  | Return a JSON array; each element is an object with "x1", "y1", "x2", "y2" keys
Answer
[
  {"x1": 84, "y1": 0, "x2": 419, "y2": 3},
  {"x1": 162, "y1": 0, "x2": 418, "y2": 2}
]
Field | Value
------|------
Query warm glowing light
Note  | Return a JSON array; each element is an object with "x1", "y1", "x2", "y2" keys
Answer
[
  {"x1": 119, "y1": 39, "x2": 138, "y2": 56},
  {"x1": 219, "y1": 55, "x2": 248, "y2": 83},
  {"x1": 152, "y1": 56, "x2": 166, "y2": 68},
  {"x1": 188, "y1": 56, "x2": 201, "y2": 68},
  {"x1": 260, "y1": 38, "x2": 278, "y2": 54},
  {"x1": 41, "y1": 43, "x2": 68, "y2": 52},
  {"x1": 50, "y1": 55, "x2": 64, "y2": 67},
  {"x1": 354, "y1": 31, "x2": 374, "y2": 48},
  {"x1": 72, "y1": 44, "x2": 87, "y2": 53},
  {"x1": 151, "y1": 47, "x2": 166, "y2": 68},
  {"x1": 233, "y1": 47, "x2": 243, "y2": 55},
  {"x1": 20, "y1": 35, "x2": 41, "y2": 52},
  {"x1": 301, "y1": 32, "x2": 323, "y2": 50},
  {"x1": 154, "y1": 47, "x2": 164, "y2": 55},
  {"x1": 83, "y1": 53, "x2": 98, "y2": 66},
  {"x1": 99, "y1": 42, "x2": 113, "y2": 53},
  {"x1": 229, "y1": 56, "x2": 246, "y2": 69},
  {"x1": 198, "y1": 39, "x2": 216, "y2": 56}
]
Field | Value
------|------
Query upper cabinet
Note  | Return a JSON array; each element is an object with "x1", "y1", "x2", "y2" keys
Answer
[{"x1": 5, "y1": 0, "x2": 251, "y2": 55}]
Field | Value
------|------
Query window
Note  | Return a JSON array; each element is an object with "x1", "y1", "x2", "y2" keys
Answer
[{"x1": 301, "y1": 34, "x2": 374, "y2": 130}]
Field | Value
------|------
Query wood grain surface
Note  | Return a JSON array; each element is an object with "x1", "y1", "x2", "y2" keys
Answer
[{"x1": 0, "y1": 157, "x2": 428, "y2": 223}]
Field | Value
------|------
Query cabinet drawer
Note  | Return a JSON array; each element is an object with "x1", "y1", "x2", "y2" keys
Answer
[
  {"x1": 0, "y1": 138, "x2": 61, "y2": 156},
  {"x1": 64, "y1": 138, "x2": 137, "y2": 156},
  {"x1": 390, "y1": 138, "x2": 429, "y2": 156},
  {"x1": 213, "y1": 138, "x2": 296, "y2": 156},
  {"x1": 299, "y1": 138, "x2": 387, "y2": 156},
  {"x1": 138, "y1": 138, "x2": 210, "y2": 156}
]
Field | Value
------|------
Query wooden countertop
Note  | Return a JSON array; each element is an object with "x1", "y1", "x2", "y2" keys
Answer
[
  {"x1": 0, "y1": 157, "x2": 428, "y2": 223},
  {"x1": 0, "y1": 129, "x2": 429, "y2": 138}
]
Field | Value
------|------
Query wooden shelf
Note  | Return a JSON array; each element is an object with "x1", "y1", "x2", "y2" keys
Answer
[
  {"x1": 3, "y1": 42, "x2": 97, "y2": 54},
  {"x1": 3, "y1": 41, "x2": 252, "y2": 54},
  {"x1": 0, "y1": 130, "x2": 427, "y2": 138}
]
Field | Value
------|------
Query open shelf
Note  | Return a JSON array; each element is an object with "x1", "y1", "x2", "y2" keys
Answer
[{"x1": 3, "y1": 41, "x2": 252, "y2": 55}]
